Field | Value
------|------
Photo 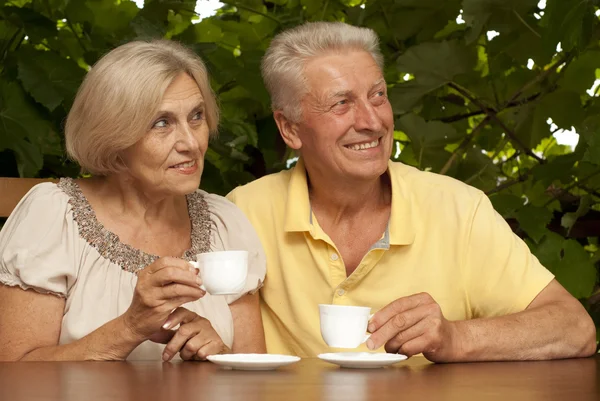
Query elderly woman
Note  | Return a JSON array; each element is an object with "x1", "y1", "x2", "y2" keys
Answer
[{"x1": 0, "y1": 40, "x2": 266, "y2": 361}]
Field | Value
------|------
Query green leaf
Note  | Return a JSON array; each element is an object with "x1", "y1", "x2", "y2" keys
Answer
[
  {"x1": 516, "y1": 204, "x2": 553, "y2": 243},
  {"x1": 0, "y1": 79, "x2": 55, "y2": 177},
  {"x1": 17, "y1": 46, "x2": 85, "y2": 111},
  {"x1": 542, "y1": 0, "x2": 595, "y2": 54},
  {"x1": 1, "y1": 6, "x2": 57, "y2": 43},
  {"x1": 396, "y1": 113, "x2": 462, "y2": 169},
  {"x1": 388, "y1": 79, "x2": 442, "y2": 114},
  {"x1": 552, "y1": 240, "x2": 596, "y2": 299},
  {"x1": 178, "y1": 18, "x2": 223, "y2": 43},
  {"x1": 504, "y1": 104, "x2": 549, "y2": 150},
  {"x1": 532, "y1": 152, "x2": 578, "y2": 186},
  {"x1": 539, "y1": 90, "x2": 584, "y2": 130},
  {"x1": 489, "y1": 194, "x2": 524, "y2": 217},
  {"x1": 396, "y1": 40, "x2": 476, "y2": 86},
  {"x1": 561, "y1": 51, "x2": 600, "y2": 94},
  {"x1": 534, "y1": 231, "x2": 565, "y2": 270},
  {"x1": 579, "y1": 115, "x2": 600, "y2": 165},
  {"x1": 561, "y1": 195, "x2": 592, "y2": 235}
]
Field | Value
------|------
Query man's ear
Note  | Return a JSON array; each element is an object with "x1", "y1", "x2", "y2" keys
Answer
[{"x1": 273, "y1": 110, "x2": 302, "y2": 150}]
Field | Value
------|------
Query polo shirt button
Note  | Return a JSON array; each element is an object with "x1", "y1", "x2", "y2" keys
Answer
[
  {"x1": 337, "y1": 288, "x2": 346, "y2": 296},
  {"x1": 330, "y1": 253, "x2": 339, "y2": 261}
]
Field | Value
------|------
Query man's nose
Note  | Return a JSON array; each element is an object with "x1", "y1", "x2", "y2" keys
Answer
[{"x1": 354, "y1": 100, "x2": 383, "y2": 133}]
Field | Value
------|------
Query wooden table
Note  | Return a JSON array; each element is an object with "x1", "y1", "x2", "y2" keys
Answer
[{"x1": 0, "y1": 356, "x2": 598, "y2": 401}]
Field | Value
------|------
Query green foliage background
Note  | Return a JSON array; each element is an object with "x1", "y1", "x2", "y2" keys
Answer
[{"x1": 1, "y1": 0, "x2": 600, "y2": 335}]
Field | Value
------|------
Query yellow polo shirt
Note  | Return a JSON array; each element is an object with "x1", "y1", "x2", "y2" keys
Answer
[{"x1": 227, "y1": 159, "x2": 554, "y2": 357}]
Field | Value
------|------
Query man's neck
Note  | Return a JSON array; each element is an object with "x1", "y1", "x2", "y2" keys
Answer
[{"x1": 306, "y1": 166, "x2": 391, "y2": 225}]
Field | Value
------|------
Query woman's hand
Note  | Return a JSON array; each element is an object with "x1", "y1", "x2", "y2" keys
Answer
[
  {"x1": 154, "y1": 307, "x2": 230, "y2": 361},
  {"x1": 122, "y1": 257, "x2": 205, "y2": 342}
]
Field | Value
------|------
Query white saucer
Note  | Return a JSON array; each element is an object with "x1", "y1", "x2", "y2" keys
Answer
[
  {"x1": 318, "y1": 352, "x2": 407, "y2": 369},
  {"x1": 206, "y1": 354, "x2": 301, "y2": 371}
]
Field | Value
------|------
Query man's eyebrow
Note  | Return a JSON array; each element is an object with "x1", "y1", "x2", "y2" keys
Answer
[
  {"x1": 328, "y1": 90, "x2": 352, "y2": 99},
  {"x1": 371, "y1": 78, "x2": 386, "y2": 88}
]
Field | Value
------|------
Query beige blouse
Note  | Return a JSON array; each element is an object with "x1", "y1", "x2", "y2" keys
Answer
[{"x1": 0, "y1": 178, "x2": 266, "y2": 360}]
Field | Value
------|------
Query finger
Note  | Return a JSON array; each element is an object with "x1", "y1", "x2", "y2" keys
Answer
[
  {"x1": 180, "y1": 335, "x2": 211, "y2": 360},
  {"x1": 383, "y1": 318, "x2": 431, "y2": 353},
  {"x1": 397, "y1": 335, "x2": 431, "y2": 358},
  {"x1": 192, "y1": 340, "x2": 227, "y2": 361},
  {"x1": 159, "y1": 283, "x2": 205, "y2": 302},
  {"x1": 162, "y1": 321, "x2": 199, "y2": 362},
  {"x1": 152, "y1": 266, "x2": 202, "y2": 288},
  {"x1": 367, "y1": 303, "x2": 435, "y2": 350},
  {"x1": 369, "y1": 293, "x2": 434, "y2": 332},
  {"x1": 161, "y1": 307, "x2": 198, "y2": 330},
  {"x1": 145, "y1": 257, "x2": 194, "y2": 274},
  {"x1": 149, "y1": 328, "x2": 177, "y2": 344},
  {"x1": 164, "y1": 294, "x2": 207, "y2": 311}
]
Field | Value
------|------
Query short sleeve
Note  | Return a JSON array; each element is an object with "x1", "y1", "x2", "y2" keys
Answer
[
  {"x1": 202, "y1": 191, "x2": 267, "y2": 304},
  {"x1": 0, "y1": 183, "x2": 78, "y2": 297},
  {"x1": 463, "y1": 193, "x2": 555, "y2": 318}
]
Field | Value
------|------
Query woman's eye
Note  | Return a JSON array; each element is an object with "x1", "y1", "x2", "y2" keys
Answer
[
  {"x1": 376, "y1": 90, "x2": 385, "y2": 97},
  {"x1": 192, "y1": 111, "x2": 204, "y2": 120},
  {"x1": 153, "y1": 119, "x2": 168, "y2": 129}
]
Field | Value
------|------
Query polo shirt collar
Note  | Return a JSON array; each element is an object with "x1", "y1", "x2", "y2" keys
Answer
[
  {"x1": 283, "y1": 158, "x2": 416, "y2": 246},
  {"x1": 387, "y1": 160, "x2": 416, "y2": 245},
  {"x1": 283, "y1": 158, "x2": 312, "y2": 233}
]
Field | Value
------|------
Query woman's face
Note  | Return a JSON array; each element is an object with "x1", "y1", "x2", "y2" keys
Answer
[{"x1": 122, "y1": 73, "x2": 209, "y2": 197}]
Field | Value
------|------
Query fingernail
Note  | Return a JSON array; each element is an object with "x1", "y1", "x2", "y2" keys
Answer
[
  {"x1": 367, "y1": 339, "x2": 375, "y2": 350},
  {"x1": 162, "y1": 321, "x2": 171, "y2": 329},
  {"x1": 196, "y1": 277, "x2": 202, "y2": 286},
  {"x1": 368, "y1": 323, "x2": 375, "y2": 333},
  {"x1": 162, "y1": 352, "x2": 169, "y2": 362},
  {"x1": 189, "y1": 265, "x2": 195, "y2": 272}
]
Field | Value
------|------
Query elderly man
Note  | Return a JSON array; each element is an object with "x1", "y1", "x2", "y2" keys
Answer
[{"x1": 227, "y1": 21, "x2": 596, "y2": 360}]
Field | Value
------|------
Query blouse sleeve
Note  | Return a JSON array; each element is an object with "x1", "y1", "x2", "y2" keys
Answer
[
  {"x1": 202, "y1": 191, "x2": 267, "y2": 305},
  {"x1": 0, "y1": 183, "x2": 78, "y2": 297}
]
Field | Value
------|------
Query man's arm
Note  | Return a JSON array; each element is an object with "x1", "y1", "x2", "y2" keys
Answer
[
  {"x1": 367, "y1": 279, "x2": 596, "y2": 362},
  {"x1": 453, "y1": 279, "x2": 596, "y2": 361}
]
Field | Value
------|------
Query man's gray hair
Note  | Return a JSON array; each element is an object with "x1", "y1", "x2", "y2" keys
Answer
[{"x1": 261, "y1": 21, "x2": 384, "y2": 122}]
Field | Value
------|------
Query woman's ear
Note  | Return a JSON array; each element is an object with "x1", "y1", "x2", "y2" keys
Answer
[{"x1": 273, "y1": 110, "x2": 302, "y2": 150}]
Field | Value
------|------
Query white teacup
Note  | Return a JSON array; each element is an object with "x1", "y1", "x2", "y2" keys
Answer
[
  {"x1": 319, "y1": 304, "x2": 372, "y2": 348},
  {"x1": 189, "y1": 250, "x2": 248, "y2": 295}
]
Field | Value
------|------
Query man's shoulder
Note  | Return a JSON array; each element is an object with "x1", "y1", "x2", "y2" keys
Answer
[
  {"x1": 227, "y1": 168, "x2": 293, "y2": 208},
  {"x1": 390, "y1": 162, "x2": 484, "y2": 204}
]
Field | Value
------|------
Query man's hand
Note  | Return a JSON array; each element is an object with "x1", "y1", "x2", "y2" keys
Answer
[{"x1": 367, "y1": 292, "x2": 462, "y2": 362}]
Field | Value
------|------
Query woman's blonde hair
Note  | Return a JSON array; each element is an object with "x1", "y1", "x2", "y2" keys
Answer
[
  {"x1": 261, "y1": 22, "x2": 383, "y2": 122},
  {"x1": 65, "y1": 40, "x2": 219, "y2": 176}
]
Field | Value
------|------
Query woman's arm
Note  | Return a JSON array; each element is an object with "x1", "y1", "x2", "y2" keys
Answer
[
  {"x1": 0, "y1": 257, "x2": 205, "y2": 361},
  {"x1": 229, "y1": 292, "x2": 266, "y2": 353},
  {"x1": 0, "y1": 285, "x2": 142, "y2": 361}
]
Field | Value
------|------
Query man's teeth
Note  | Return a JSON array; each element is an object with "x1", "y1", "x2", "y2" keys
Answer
[
  {"x1": 347, "y1": 139, "x2": 379, "y2": 151},
  {"x1": 172, "y1": 160, "x2": 195, "y2": 168}
]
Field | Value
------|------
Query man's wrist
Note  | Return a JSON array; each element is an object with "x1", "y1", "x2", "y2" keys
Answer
[{"x1": 448, "y1": 320, "x2": 474, "y2": 362}]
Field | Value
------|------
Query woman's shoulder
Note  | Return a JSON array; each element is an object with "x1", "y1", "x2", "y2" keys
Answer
[
  {"x1": 193, "y1": 189, "x2": 247, "y2": 221},
  {"x1": 13, "y1": 179, "x2": 71, "y2": 214}
]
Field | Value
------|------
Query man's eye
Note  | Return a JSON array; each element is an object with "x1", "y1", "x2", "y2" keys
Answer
[
  {"x1": 192, "y1": 111, "x2": 204, "y2": 120},
  {"x1": 153, "y1": 119, "x2": 168, "y2": 128},
  {"x1": 336, "y1": 100, "x2": 347, "y2": 106}
]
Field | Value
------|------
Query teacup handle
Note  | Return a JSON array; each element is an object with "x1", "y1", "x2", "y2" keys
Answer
[
  {"x1": 362, "y1": 313, "x2": 374, "y2": 344},
  {"x1": 188, "y1": 261, "x2": 207, "y2": 292}
]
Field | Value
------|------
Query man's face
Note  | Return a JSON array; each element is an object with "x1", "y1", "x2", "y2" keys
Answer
[{"x1": 292, "y1": 50, "x2": 394, "y2": 183}]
